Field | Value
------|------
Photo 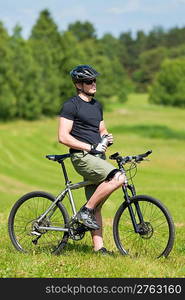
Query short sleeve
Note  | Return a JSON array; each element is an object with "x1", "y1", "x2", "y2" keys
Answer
[{"x1": 59, "y1": 100, "x2": 76, "y2": 121}]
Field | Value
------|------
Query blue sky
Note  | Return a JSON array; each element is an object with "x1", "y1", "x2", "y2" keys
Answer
[{"x1": 1, "y1": 0, "x2": 185, "y2": 38}]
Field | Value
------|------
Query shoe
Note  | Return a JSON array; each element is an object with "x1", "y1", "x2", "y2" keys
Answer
[
  {"x1": 95, "y1": 247, "x2": 115, "y2": 256},
  {"x1": 76, "y1": 206, "x2": 100, "y2": 230}
]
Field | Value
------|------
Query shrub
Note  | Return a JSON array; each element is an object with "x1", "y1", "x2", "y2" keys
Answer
[{"x1": 149, "y1": 58, "x2": 185, "y2": 107}]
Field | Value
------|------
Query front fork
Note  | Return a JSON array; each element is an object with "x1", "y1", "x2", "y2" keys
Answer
[{"x1": 122, "y1": 184, "x2": 144, "y2": 234}]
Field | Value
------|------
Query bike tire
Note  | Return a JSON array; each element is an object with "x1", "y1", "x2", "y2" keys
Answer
[
  {"x1": 8, "y1": 191, "x2": 70, "y2": 255},
  {"x1": 113, "y1": 195, "x2": 175, "y2": 258}
]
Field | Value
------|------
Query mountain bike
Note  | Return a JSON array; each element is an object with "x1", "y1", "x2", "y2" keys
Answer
[{"x1": 8, "y1": 150, "x2": 175, "y2": 258}]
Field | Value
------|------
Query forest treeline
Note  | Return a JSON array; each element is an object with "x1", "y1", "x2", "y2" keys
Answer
[{"x1": 1, "y1": 9, "x2": 185, "y2": 120}]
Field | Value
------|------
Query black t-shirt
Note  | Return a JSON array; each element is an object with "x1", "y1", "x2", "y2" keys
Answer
[{"x1": 60, "y1": 95, "x2": 103, "y2": 145}]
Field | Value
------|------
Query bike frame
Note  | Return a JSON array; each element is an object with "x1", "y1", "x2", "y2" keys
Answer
[
  {"x1": 36, "y1": 160, "x2": 91, "y2": 233},
  {"x1": 36, "y1": 158, "x2": 144, "y2": 235}
]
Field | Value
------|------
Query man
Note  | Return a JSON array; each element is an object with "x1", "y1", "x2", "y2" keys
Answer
[{"x1": 58, "y1": 65, "x2": 125, "y2": 255}]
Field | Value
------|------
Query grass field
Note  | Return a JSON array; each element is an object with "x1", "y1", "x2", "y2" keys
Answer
[{"x1": 0, "y1": 93, "x2": 185, "y2": 278}]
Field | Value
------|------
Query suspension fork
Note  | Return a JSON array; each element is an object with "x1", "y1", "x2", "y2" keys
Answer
[
  {"x1": 128, "y1": 184, "x2": 145, "y2": 224},
  {"x1": 122, "y1": 185, "x2": 143, "y2": 233}
]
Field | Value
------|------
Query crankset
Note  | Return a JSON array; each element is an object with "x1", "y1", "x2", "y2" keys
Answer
[{"x1": 68, "y1": 220, "x2": 89, "y2": 241}]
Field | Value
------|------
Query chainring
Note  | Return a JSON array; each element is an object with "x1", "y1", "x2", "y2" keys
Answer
[{"x1": 68, "y1": 220, "x2": 88, "y2": 241}]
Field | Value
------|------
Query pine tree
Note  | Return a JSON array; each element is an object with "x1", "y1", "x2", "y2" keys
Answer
[
  {"x1": 0, "y1": 22, "x2": 16, "y2": 120},
  {"x1": 10, "y1": 25, "x2": 43, "y2": 119},
  {"x1": 68, "y1": 21, "x2": 97, "y2": 41},
  {"x1": 29, "y1": 9, "x2": 62, "y2": 116}
]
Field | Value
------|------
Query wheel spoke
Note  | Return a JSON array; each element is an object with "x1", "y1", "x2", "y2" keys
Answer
[
  {"x1": 114, "y1": 197, "x2": 174, "y2": 258},
  {"x1": 8, "y1": 192, "x2": 69, "y2": 254}
]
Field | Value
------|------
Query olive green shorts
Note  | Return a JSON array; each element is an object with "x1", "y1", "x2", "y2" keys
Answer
[{"x1": 70, "y1": 151, "x2": 116, "y2": 201}]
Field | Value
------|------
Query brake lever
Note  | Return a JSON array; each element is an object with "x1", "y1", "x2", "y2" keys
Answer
[{"x1": 122, "y1": 156, "x2": 133, "y2": 164}]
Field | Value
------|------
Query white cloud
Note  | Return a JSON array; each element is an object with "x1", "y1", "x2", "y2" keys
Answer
[
  {"x1": 20, "y1": 8, "x2": 35, "y2": 16},
  {"x1": 106, "y1": 0, "x2": 185, "y2": 15},
  {"x1": 107, "y1": 0, "x2": 141, "y2": 14},
  {"x1": 176, "y1": 0, "x2": 185, "y2": 4},
  {"x1": 170, "y1": 0, "x2": 185, "y2": 6},
  {"x1": 57, "y1": 6, "x2": 88, "y2": 19}
]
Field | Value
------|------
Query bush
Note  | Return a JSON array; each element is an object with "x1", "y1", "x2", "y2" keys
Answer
[
  {"x1": 149, "y1": 58, "x2": 185, "y2": 107},
  {"x1": 133, "y1": 46, "x2": 168, "y2": 92}
]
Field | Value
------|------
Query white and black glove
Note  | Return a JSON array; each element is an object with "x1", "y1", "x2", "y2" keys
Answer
[{"x1": 89, "y1": 143, "x2": 107, "y2": 155}]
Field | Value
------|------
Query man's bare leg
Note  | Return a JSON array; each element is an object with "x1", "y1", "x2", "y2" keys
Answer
[
  {"x1": 77, "y1": 172, "x2": 125, "y2": 231},
  {"x1": 85, "y1": 172, "x2": 125, "y2": 210},
  {"x1": 91, "y1": 209, "x2": 103, "y2": 251},
  {"x1": 89, "y1": 172, "x2": 125, "y2": 251}
]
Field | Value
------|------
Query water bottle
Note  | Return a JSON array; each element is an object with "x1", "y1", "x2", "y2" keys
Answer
[
  {"x1": 95, "y1": 134, "x2": 109, "y2": 153},
  {"x1": 100, "y1": 134, "x2": 109, "y2": 147}
]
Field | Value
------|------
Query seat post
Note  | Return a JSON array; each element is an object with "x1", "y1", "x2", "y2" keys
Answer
[{"x1": 60, "y1": 160, "x2": 70, "y2": 184}]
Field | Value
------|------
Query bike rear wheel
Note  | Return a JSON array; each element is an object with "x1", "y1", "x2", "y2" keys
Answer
[
  {"x1": 113, "y1": 195, "x2": 175, "y2": 258},
  {"x1": 8, "y1": 191, "x2": 69, "y2": 255}
]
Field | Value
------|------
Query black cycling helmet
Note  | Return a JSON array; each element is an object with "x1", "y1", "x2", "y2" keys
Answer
[{"x1": 70, "y1": 65, "x2": 100, "y2": 83}]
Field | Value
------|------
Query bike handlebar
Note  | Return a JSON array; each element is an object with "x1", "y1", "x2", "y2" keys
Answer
[{"x1": 109, "y1": 150, "x2": 152, "y2": 165}]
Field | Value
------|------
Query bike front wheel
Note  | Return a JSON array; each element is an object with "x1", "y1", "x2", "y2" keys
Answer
[
  {"x1": 113, "y1": 195, "x2": 175, "y2": 258},
  {"x1": 8, "y1": 191, "x2": 69, "y2": 255}
]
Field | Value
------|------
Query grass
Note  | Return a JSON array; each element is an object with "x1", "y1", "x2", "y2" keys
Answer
[
  {"x1": 0, "y1": 93, "x2": 185, "y2": 278},
  {"x1": 110, "y1": 124, "x2": 185, "y2": 140}
]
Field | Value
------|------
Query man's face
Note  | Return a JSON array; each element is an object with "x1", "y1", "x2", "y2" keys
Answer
[{"x1": 77, "y1": 79, "x2": 97, "y2": 95}]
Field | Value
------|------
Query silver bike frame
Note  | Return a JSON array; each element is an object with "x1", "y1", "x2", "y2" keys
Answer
[{"x1": 36, "y1": 180, "x2": 92, "y2": 232}]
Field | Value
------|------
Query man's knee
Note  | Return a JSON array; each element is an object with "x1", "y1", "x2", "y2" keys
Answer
[
  {"x1": 113, "y1": 172, "x2": 125, "y2": 186},
  {"x1": 105, "y1": 169, "x2": 125, "y2": 187}
]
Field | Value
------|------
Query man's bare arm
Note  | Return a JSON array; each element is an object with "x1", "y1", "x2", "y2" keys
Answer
[
  {"x1": 99, "y1": 120, "x2": 108, "y2": 136},
  {"x1": 99, "y1": 120, "x2": 113, "y2": 145},
  {"x1": 58, "y1": 117, "x2": 91, "y2": 151}
]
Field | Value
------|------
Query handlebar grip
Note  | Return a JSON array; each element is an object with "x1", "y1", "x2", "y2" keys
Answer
[
  {"x1": 145, "y1": 150, "x2": 152, "y2": 156},
  {"x1": 135, "y1": 150, "x2": 152, "y2": 162}
]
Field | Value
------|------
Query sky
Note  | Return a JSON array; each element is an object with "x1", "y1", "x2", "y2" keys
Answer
[{"x1": 1, "y1": 0, "x2": 185, "y2": 39}]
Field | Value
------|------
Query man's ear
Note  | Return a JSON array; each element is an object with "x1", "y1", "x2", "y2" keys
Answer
[{"x1": 75, "y1": 82, "x2": 83, "y2": 91}]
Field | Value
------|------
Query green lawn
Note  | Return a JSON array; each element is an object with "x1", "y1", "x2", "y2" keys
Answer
[{"x1": 0, "y1": 93, "x2": 185, "y2": 278}]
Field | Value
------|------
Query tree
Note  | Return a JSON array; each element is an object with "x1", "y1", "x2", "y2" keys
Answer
[
  {"x1": 29, "y1": 9, "x2": 62, "y2": 116},
  {"x1": 59, "y1": 31, "x2": 87, "y2": 101},
  {"x1": 0, "y1": 23, "x2": 43, "y2": 120},
  {"x1": 165, "y1": 26, "x2": 185, "y2": 48},
  {"x1": 79, "y1": 39, "x2": 130, "y2": 105},
  {"x1": 68, "y1": 21, "x2": 97, "y2": 41},
  {"x1": 135, "y1": 30, "x2": 147, "y2": 55},
  {"x1": 100, "y1": 33, "x2": 127, "y2": 63},
  {"x1": 149, "y1": 58, "x2": 185, "y2": 107},
  {"x1": 133, "y1": 47, "x2": 168, "y2": 91},
  {"x1": 146, "y1": 26, "x2": 165, "y2": 50},
  {"x1": 168, "y1": 43, "x2": 185, "y2": 59},
  {"x1": 0, "y1": 22, "x2": 17, "y2": 120},
  {"x1": 119, "y1": 31, "x2": 136, "y2": 74},
  {"x1": 10, "y1": 25, "x2": 44, "y2": 119}
]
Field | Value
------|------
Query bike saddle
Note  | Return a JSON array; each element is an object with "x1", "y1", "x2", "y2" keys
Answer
[{"x1": 46, "y1": 154, "x2": 71, "y2": 162}]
